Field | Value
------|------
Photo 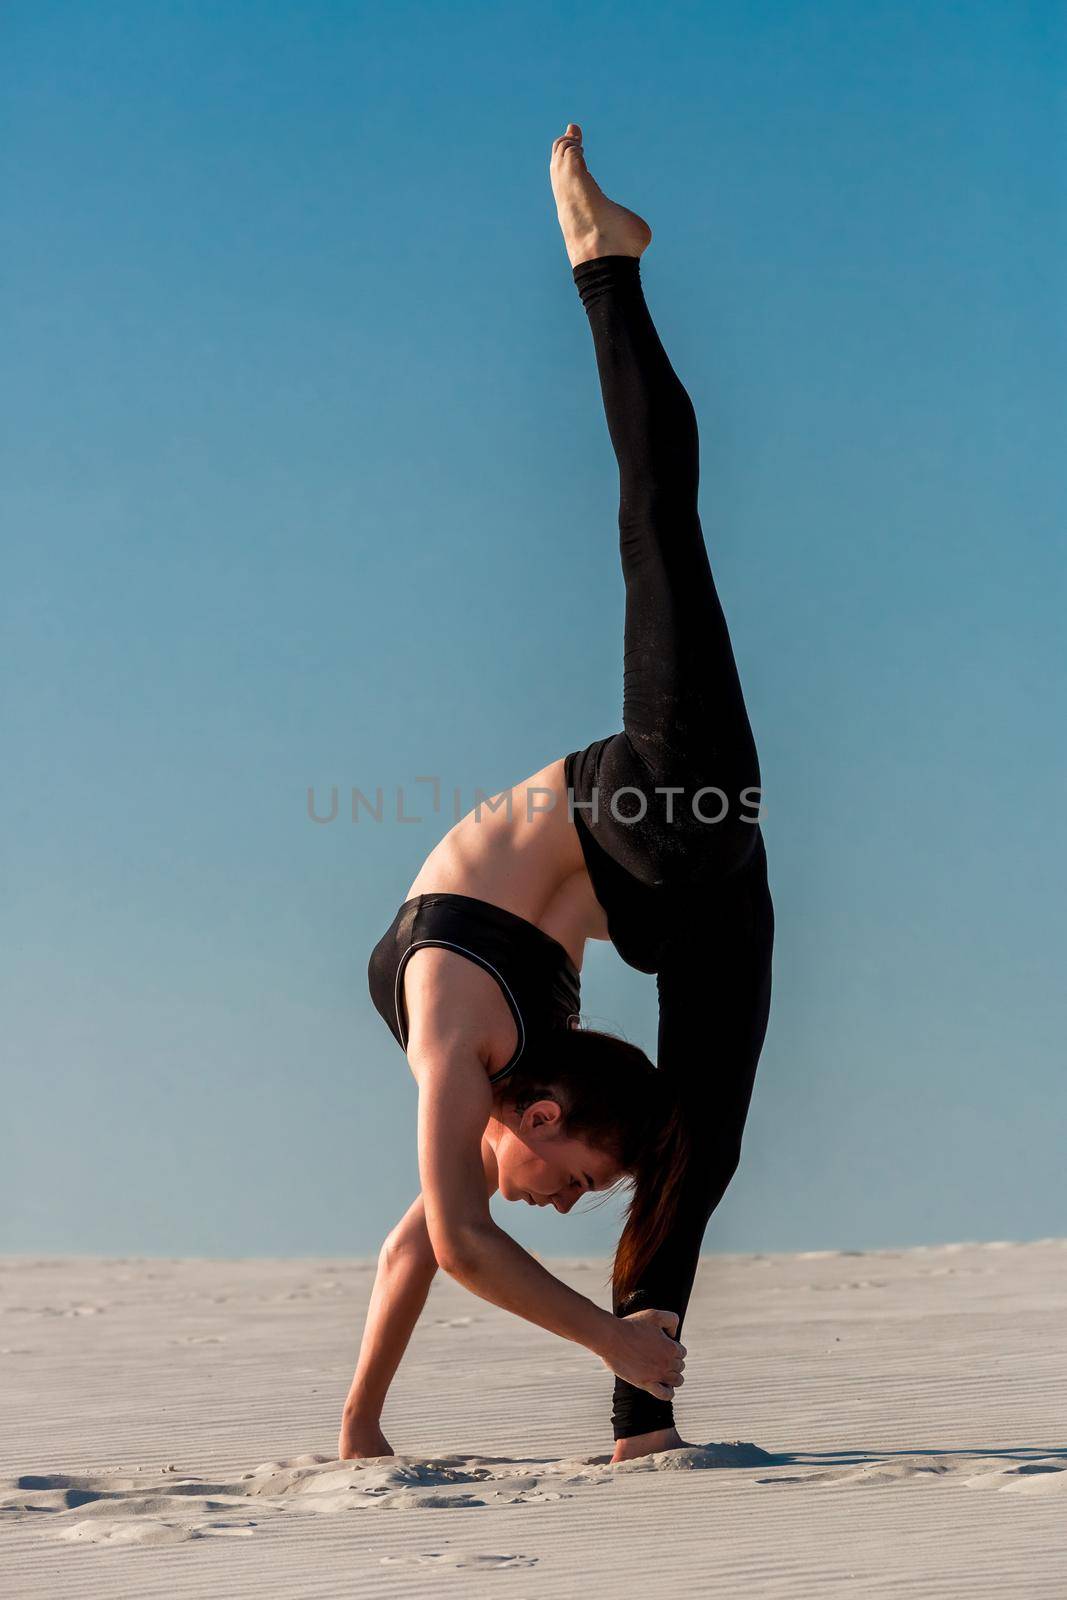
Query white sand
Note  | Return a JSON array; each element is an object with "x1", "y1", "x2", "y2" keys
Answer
[{"x1": 2, "y1": 1242, "x2": 1066, "y2": 1597}]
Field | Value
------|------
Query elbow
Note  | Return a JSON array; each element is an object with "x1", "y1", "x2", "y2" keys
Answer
[
  {"x1": 430, "y1": 1222, "x2": 490, "y2": 1283},
  {"x1": 379, "y1": 1225, "x2": 436, "y2": 1275}
]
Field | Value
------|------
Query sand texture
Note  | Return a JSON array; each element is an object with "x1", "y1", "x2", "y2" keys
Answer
[{"x1": 2, "y1": 1242, "x2": 1066, "y2": 1596}]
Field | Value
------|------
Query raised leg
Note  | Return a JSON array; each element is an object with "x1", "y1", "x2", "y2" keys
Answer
[
  {"x1": 553, "y1": 128, "x2": 761, "y2": 887},
  {"x1": 576, "y1": 254, "x2": 758, "y2": 794}
]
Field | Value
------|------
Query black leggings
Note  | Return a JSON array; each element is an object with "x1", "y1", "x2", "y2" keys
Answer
[{"x1": 571, "y1": 256, "x2": 774, "y2": 1439}]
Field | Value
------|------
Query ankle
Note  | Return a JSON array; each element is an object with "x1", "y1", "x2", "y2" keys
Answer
[
  {"x1": 567, "y1": 230, "x2": 646, "y2": 268},
  {"x1": 566, "y1": 228, "x2": 611, "y2": 268}
]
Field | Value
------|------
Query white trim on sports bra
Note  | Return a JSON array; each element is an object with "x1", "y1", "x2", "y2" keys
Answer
[{"x1": 393, "y1": 937, "x2": 527, "y2": 1084}]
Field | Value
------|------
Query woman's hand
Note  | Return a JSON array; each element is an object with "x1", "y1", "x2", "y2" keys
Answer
[
  {"x1": 338, "y1": 1408, "x2": 394, "y2": 1461},
  {"x1": 601, "y1": 1308, "x2": 686, "y2": 1400}
]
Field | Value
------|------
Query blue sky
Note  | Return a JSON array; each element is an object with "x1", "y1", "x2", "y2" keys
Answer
[{"x1": 3, "y1": 0, "x2": 1064, "y2": 1257}]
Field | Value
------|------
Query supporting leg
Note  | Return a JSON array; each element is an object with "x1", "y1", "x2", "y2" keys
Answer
[{"x1": 610, "y1": 840, "x2": 774, "y2": 1440}]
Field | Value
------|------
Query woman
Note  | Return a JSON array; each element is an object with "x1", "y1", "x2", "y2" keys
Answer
[{"x1": 338, "y1": 125, "x2": 774, "y2": 1464}]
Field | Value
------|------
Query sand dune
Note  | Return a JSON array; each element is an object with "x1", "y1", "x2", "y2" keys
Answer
[{"x1": 2, "y1": 1242, "x2": 1066, "y2": 1596}]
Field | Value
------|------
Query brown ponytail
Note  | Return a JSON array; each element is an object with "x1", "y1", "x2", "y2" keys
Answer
[{"x1": 612, "y1": 1094, "x2": 692, "y2": 1303}]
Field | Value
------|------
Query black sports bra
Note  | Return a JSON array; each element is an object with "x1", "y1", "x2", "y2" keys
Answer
[{"x1": 367, "y1": 893, "x2": 583, "y2": 1084}]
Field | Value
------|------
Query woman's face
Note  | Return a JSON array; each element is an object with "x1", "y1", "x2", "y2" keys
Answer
[{"x1": 490, "y1": 1100, "x2": 623, "y2": 1213}]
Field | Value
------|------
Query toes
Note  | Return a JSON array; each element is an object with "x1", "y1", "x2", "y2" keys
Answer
[
  {"x1": 552, "y1": 124, "x2": 585, "y2": 159},
  {"x1": 557, "y1": 140, "x2": 585, "y2": 167}
]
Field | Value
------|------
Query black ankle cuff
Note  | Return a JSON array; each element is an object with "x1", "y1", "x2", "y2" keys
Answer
[{"x1": 572, "y1": 254, "x2": 642, "y2": 310}]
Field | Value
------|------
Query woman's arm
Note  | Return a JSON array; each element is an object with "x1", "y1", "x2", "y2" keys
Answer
[
  {"x1": 338, "y1": 1139, "x2": 503, "y2": 1458},
  {"x1": 338, "y1": 1194, "x2": 439, "y2": 1458},
  {"x1": 413, "y1": 1040, "x2": 684, "y2": 1401}
]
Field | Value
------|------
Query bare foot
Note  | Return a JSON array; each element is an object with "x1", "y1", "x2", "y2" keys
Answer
[
  {"x1": 611, "y1": 1425, "x2": 693, "y2": 1464},
  {"x1": 550, "y1": 122, "x2": 652, "y2": 268},
  {"x1": 338, "y1": 1412, "x2": 394, "y2": 1461}
]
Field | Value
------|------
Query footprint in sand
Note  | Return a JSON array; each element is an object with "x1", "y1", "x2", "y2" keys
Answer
[
  {"x1": 755, "y1": 1457, "x2": 1067, "y2": 1491},
  {"x1": 58, "y1": 1519, "x2": 258, "y2": 1546},
  {"x1": 963, "y1": 1459, "x2": 1067, "y2": 1496},
  {"x1": 809, "y1": 1279, "x2": 888, "y2": 1291},
  {"x1": 4, "y1": 1303, "x2": 105, "y2": 1318},
  {"x1": 756, "y1": 1458, "x2": 957, "y2": 1487},
  {"x1": 380, "y1": 1551, "x2": 537, "y2": 1570}
]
